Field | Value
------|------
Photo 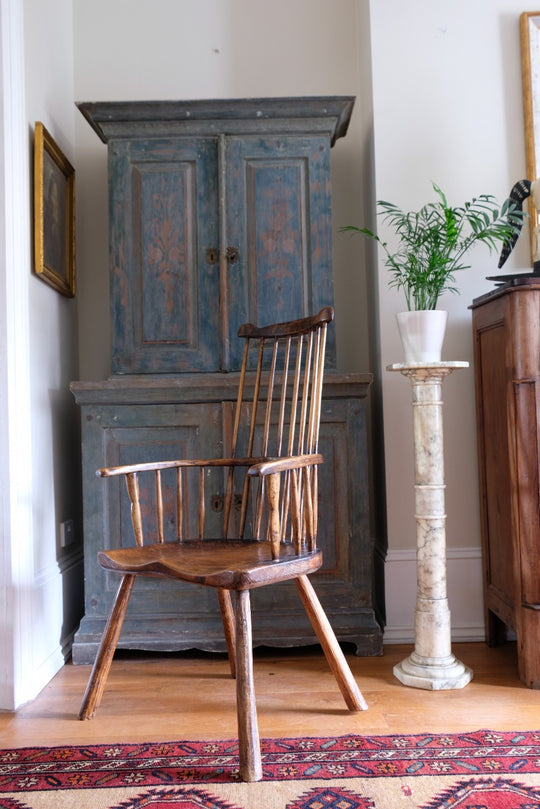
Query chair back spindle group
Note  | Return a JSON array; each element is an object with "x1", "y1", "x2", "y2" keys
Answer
[{"x1": 107, "y1": 307, "x2": 330, "y2": 558}]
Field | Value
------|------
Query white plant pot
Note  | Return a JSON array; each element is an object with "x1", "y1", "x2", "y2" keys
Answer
[{"x1": 396, "y1": 310, "x2": 448, "y2": 363}]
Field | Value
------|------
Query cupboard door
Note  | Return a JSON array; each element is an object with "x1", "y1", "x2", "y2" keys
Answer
[
  {"x1": 475, "y1": 317, "x2": 515, "y2": 635},
  {"x1": 109, "y1": 138, "x2": 220, "y2": 374},
  {"x1": 473, "y1": 284, "x2": 540, "y2": 687},
  {"x1": 224, "y1": 135, "x2": 335, "y2": 370},
  {"x1": 73, "y1": 401, "x2": 224, "y2": 656},
  {"x1": 225, "y1": 393, "x2": 379, "y2": 652}
]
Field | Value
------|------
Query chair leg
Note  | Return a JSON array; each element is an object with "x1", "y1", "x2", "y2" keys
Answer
[
  {"x1": 218, "y1": 588, "x2": 236, "y2": 678},
  {"x1": 234, "y1": 589, "x2": 262, "y2": 782},
  {"x1": 79, "y1": 574, "x2": 135, "y2": 720},
  {"x1": 296, "y1": 574, "x2": 368, "y2": 712}
]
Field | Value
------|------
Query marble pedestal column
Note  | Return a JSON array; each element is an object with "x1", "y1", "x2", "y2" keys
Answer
[{"x1": 388, "y1": 362, "x2": 473, "y2": 690}]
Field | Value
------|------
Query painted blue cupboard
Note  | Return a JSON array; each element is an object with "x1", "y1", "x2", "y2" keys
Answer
[
  {"x1": 71, "y1": 98, "x2": 383, "y2": 663},
  {"x1": 78, "y1": 97, "x2": 348, "y2": 374}
]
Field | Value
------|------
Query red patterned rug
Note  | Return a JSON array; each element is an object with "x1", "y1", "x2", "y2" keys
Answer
[{"x1": 0, "y1": 730, "x2": 539, "y2": 808}]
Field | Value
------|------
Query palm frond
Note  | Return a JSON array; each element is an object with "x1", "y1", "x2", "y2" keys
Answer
[{"x1": 340, "y1": 182, "x2": 526, "y2": 310}]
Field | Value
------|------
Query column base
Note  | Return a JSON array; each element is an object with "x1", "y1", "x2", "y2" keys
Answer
[{"x1": 394, "y1": 651, "x2": 473, "y2": 690}]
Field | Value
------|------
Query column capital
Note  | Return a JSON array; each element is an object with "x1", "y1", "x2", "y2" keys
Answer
[{"x1": 387, "y1": 361, "x2": 468, "y2": 375}]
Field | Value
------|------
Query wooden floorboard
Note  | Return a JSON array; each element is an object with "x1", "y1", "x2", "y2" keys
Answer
[{"x1": 0, "y1": 642, "x2": 539, "y2": 748}]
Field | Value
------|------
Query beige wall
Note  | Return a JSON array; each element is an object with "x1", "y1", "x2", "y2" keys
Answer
[
  {"x1": 370, "y1": 0, "x2": 530, "y2": 636},
  {"x1": 371, "y1": 0, "x2": 528, "y2": 552},
  {"x1": 2, "y1": 0, "x2": 531, "y2": 708},
  {"x1": 24, "y1": 0, "x2": 84, "y2": 698},
  {"x1": 0, "y1": 0, "x2": 82, "y2": 710}
]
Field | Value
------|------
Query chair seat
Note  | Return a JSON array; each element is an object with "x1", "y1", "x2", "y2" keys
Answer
[{"x1": 98, "y1": 540, "x2": 323, "y2": 590}]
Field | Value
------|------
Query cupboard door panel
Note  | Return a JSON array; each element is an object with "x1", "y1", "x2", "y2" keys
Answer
[
  {"x1": 476, "y1": 322, "x2": 515, "y2": 611},
  {"x1": 78, "y1": 402, "x2": 224, "y2": 623},
  {"x1": 110, "y1": 138, "x2": 220, "y2": 373},
  {"x1": 225, "y1": 135, "x2": 335, "y2": 370}
]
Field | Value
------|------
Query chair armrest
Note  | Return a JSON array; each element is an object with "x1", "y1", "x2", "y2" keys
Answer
[
  {"x1": 96, "y1": 457, "x2": 266, "y2": 478},
  {"x1": 247, "y1": 453, "x2": 323, "y2": 477}
]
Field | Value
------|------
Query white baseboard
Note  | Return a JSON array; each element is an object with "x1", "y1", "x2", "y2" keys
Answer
[{"x1": 383, "y1": 546, "x2": 485, "y2": 644}]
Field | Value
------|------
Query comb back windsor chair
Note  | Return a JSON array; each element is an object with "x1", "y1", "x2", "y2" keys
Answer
[{"x1": 78, "y1": 306, "x2": 368, "y2": 781}]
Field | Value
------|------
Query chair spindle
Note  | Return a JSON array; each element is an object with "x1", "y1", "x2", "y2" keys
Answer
[
  {"x1": 155, "y1": 470, "x2": 164, "y2": 543},
  {"x1": 126, "y1": 472, "x2": 144, "y2": 546},
  {"x1": 176, "y1": 467, "x2": 184, "y2": 541},
  {"x1": 198, "y1": 467, "x2": 205, "y2": 539}
]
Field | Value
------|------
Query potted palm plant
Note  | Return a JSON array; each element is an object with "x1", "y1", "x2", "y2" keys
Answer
[{"x1": 342, "y1": 183, "x2": 524, "y2": 361}]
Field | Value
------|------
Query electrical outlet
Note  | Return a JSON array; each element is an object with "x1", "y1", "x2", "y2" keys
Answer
[{"x1": 60, "y1": 519, "x2": 75, "y2": 548}]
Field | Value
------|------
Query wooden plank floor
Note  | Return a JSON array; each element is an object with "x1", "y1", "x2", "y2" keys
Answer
[{"x1": 1, "y1": 642, "x2": 539, "y2": 748}]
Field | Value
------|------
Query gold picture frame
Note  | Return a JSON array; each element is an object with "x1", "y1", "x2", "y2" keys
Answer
[
  {"x1": 521, "y1": 11, "x2": 540, "y2": 263},
  {"x1": 33, "y1": 121, "x2": 75, "y2": 296}
]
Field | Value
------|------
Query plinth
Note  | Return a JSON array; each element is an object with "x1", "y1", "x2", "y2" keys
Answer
[{"x1": 388, "y1": 362, "x2": 473, "y2": 690}]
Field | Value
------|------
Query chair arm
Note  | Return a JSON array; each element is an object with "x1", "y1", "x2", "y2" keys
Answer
[
  {"x1": 247, "y1": 453, "x2": 323, "y2": 477},
  {"x1": 96, "y1": 457, "x2": 266, "y2": 478}
]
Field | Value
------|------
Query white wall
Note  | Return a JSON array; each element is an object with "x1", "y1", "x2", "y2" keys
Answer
[
  {"x1": 71, "y1": 0, "x2": 533, "y2": 648},
  {"x1": 0, "y1": 0, "x2": 82, "y2": 710},
  {"x1": 73, "y1": 0, "x2": 373, "y2": 381},
  {"x1": 25, "y1": 0, "x2": 84, "y2": 694},
  {"x1": 370, "y1": 0, "x2": 532, "y2": 638},
  {"x1": 0, "y1": 0, "x2": 531, "y2": 711}
]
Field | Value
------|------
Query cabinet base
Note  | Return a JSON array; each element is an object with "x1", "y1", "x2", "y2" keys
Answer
[
  {"x1": 72, "y1": 610, "x2": 383, "y2": 665},
  {"x1": 487, "y1": 606, "x2": 540, "y2": 689}
]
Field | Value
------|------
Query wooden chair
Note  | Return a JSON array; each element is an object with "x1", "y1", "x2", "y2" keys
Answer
[{"x1": 78, "y1": 306, "x2": 367, "y2": 781}]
